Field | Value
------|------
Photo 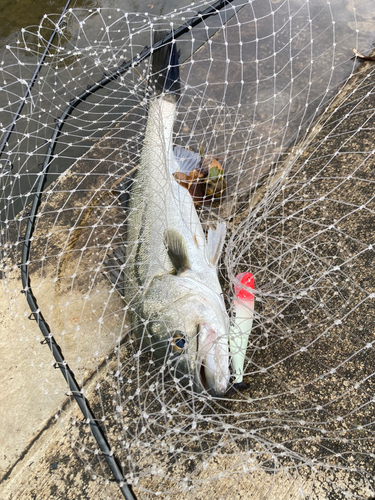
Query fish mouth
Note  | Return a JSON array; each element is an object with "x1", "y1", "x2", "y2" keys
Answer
[{"x1": 196, "y1": 323, "x2": 230, "y2": 396}]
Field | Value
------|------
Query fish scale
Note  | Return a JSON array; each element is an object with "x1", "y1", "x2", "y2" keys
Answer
[
  {"x1": 115, "y1": 33, "x2": 231, "y2": 395},
  {"x1": 126, "y1": 98, "x2": 217, "y2": 294}
]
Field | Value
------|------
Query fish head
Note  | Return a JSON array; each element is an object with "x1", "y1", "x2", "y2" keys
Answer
[{"x1": 142, "y1": 275, "x2": 230, "y2": 396}]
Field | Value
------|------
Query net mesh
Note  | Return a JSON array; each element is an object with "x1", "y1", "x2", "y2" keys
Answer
[{"x1": 1, "y1": 1, "x2": 375, "y2": 498}]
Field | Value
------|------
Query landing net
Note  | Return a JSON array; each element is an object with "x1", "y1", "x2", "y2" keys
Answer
[{"x1": 1, "y1": 1, "x2": 375, "y2": 498}]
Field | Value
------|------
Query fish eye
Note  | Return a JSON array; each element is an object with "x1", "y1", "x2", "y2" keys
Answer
[{"x1": 172, "y1": 332, "x2": 186, "y2": 353}]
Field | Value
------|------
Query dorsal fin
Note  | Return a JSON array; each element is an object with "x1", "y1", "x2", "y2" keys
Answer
[
  {"x1": 164, "y1": 229, "x2": 190, "y2": 274},
  {"x1": 118, "y1": 174, "x2": 135, "y2": 213},
  {"x1": 206, "y1": 222, "x2": 226, "y2": 268}
]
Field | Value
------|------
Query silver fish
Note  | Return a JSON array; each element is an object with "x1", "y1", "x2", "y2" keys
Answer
[{"x1": 114, "y1": 32, "x2": 230, "y2": 395}]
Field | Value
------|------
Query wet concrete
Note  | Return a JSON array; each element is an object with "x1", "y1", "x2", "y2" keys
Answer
[{"x1": 1, "y1": 10, "x2": 375, "y2": 498}]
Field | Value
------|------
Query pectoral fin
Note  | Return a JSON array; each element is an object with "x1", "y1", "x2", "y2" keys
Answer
[
  {"x1": 164, "y1": 229, "x2": 190, "y2": 274},
  {"x1": 206, "y1": 222, "x2": 226, "y2": 268}
]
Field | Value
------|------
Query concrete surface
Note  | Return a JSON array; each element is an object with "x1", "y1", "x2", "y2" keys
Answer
[{"x1": 1, "y1": 40, "x2": 375, "y2": 500}]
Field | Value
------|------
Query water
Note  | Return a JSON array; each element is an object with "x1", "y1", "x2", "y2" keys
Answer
[{"x1": 0, "y1": 0, "x2": 192, "y2": 48}]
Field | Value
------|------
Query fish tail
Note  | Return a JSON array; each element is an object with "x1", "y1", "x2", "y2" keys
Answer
[{"x1": 152, "y1": 30, "x2": 180, "y2": 99}]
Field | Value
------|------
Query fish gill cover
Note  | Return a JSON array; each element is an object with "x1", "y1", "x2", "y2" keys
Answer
[{"x1": 1, "y1": 1, "x2": 375, "y2": 499}]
